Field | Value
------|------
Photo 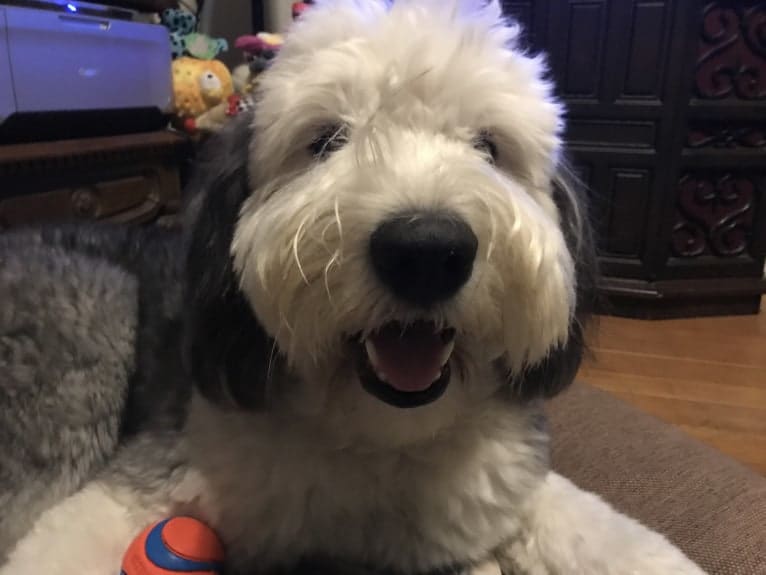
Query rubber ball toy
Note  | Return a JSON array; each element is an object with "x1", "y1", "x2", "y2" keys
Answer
[{"x1": 120, "y1": 516, "x2": 225, "y2": 575}]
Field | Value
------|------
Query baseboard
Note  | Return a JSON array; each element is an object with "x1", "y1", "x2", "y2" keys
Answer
[{"x1": 597, "y1": 277, "x2": 766, "y2": 319}]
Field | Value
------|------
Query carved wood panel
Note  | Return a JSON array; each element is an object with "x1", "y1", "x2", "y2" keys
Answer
[
  {"x1": 567, "y1": 119, "x2": 656, "y2": 149},
  {"x1": 687, "y1": 122, "x2": 766, "y2": 148},
  {"x1": 671, "y1": 172, "x2": 762, "y2": 259},
  {"x1": 530, "y1": 0, "x2": 676, "y2": 106},
  {"x1": 618, "y1": 1, "x2": 673, "y2": 101},
  {"x1": 569, "y1": 156, "x2": 654, "y2": 275},
  {"x1": 606, "y1": 168, "x2": 652, "y2": 256},
  {"x1": 561, "y1": 1, "x2": 608, "y2": 99},
  {"x1": 695, "y1": 1, "x2": 766, "y2": 101},
  {"x1": 675, "y1": 0, "x2": 766, "y2": 271}
]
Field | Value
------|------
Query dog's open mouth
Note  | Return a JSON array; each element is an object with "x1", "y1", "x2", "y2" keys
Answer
[{"x1": 356, "y1": 321, "x2": 455, "y2": 408}]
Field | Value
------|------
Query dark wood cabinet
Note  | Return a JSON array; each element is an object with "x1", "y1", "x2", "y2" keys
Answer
[
  {"x1": 503, "y1": 0, "x2": 766, "y2": 317},
  {"x1": 0, "y1": 132, "x2": 189, "y2": 229}
]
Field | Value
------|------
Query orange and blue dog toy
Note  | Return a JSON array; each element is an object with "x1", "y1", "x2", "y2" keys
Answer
[{"x1": 120, "y1": 516, "x2": 225, "y2": 575}]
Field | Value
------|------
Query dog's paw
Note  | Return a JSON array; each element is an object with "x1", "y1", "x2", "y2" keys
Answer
[
  {"x1": 500, "y1": 472, "x2": 707, "y2": 575},
  {"x1": 0, "y1": 480, "x2": 162, "y2": 575}
]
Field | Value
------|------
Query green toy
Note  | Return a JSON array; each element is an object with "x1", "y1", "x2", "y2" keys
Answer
[{"x1": 161, "y1": 8, "x2": 228, "y2": 60}]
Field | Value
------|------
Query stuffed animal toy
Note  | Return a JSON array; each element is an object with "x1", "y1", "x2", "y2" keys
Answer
[
  {"x1": 161, "y1": 8, "x2": 196, "y2": 59},
  {"x1": 183, "y1": 93, "x2": 254, "y2": 134},
  {"x1": 161, "y1": 7, "x2": 195, "y2": 35},
  {"x1": 236, "y1": 33, "x2": 283, "y2": 72},
  {"x1": 171, "y1": 57, "x2": 233, "y2": 121},
  {"x1": 185, "y1": 33, "x2": 229, "y2": 60},
  {"x1": 232, "y1": 33, "x2": 284, "y2": 95},
  {"x1": 161, "y1": 8, "x2": 228, "y2": 60}
]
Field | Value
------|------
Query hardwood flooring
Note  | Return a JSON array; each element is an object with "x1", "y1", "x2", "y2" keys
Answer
[{"x1": 578, "y1": 306, "x2": 766, "y2": 475}]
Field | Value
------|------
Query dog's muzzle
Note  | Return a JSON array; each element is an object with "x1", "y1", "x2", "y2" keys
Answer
[{"x1": 356, "y1": 212, "x2": 476, "y2": 408}]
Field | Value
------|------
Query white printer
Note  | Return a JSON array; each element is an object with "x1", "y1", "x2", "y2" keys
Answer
[{"x1": 0, "y1": 0, "x2": 172, "y2": 142}]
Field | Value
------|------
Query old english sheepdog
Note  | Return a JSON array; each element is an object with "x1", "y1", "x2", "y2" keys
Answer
[{"x1": 0, "y1": 0, "x2": 705, "y2": 574}]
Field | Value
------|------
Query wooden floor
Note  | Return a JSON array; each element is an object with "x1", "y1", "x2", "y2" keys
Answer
[{"x1": 578, "y1": 306, "x2": 766, "y2": 475}]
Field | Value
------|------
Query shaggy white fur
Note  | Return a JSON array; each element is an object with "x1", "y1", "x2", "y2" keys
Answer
[{"x1": 1, "y1": 1, "x2": 707, "y2": 574}]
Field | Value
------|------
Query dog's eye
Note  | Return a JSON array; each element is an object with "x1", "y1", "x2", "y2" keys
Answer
[
  {"x1": 473, "y1": 132, "x2": 498, "y2": 164},
  {"x1": 309, "y1": 124, "x2": 349, "y2": 160}
]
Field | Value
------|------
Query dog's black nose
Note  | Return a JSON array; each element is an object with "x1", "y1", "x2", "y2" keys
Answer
[{"x1": 369, "y1": 212, "x2": 478, "y2": 307}]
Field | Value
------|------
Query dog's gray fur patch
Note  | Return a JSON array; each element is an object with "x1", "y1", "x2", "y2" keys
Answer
[{"x1": 0, "y1": 231, "x2": 137, "y2": 558}]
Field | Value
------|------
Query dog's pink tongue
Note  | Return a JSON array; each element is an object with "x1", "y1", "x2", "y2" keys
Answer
[{"x1": 368, "y1": 325, "x2": 446, "y2": 392}]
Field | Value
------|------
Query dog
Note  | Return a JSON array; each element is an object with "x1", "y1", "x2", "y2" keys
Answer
[{"x1": 0, "y1": 0, "x2": 706, "y2": 573}]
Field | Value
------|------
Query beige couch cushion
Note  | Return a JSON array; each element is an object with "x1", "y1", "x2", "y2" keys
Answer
[{"x1": 547, "y1": 383, "x2": 766, "y2": 575}]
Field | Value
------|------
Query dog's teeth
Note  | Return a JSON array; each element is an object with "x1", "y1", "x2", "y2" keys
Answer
[
  {"x1": 364, "y1": 339, "x2": 380, "y2": 368},
  {"x1": 439, "y1": 339, "x2": 455, "y2": 367},
  {"x1": 365, "y1": 340, "x2": 389, "y2": 382}
]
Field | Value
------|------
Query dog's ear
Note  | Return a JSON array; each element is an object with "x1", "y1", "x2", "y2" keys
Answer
[
  {"x1": 183, "y1": 114, "x2": 280, "y2": 409},
  {"x1": 508, "y1": 161, "x2": 600, "y2": 401}
]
